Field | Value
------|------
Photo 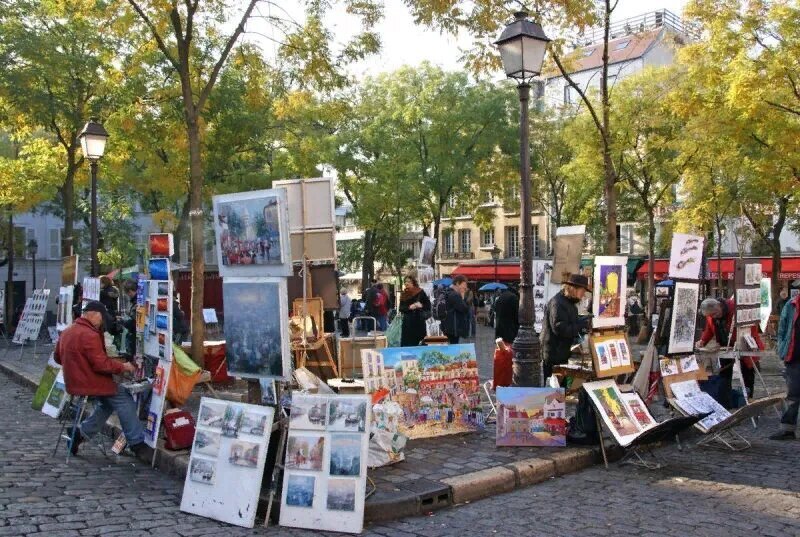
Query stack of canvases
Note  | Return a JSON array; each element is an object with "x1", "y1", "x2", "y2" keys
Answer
[{"x1": 133, "y1": 233, "x2": 175, "y2": 450}]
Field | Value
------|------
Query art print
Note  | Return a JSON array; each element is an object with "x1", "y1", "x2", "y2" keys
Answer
[
  {"x1": 592, "y1": 256, "x2": 627, "y2": 328},
  {"x1": 418, "y1": 236, "x2": 436, "y2": 267},
  {"x1": 223, "y1": 278, "x2": 290, "y2": 380},
  {"x1": 595, "y1": 344, "x2": 611, "y2": 371},
  {"x1": 149, "y1": 233, "x2": 173, "y2": 257},
  {"x1": 667, "y1": 281, "x2": 699, "y2": 355},
  {"x1": 327, "y1": 479, "x2": 356, "y2": 512},
  {"x1": 198, "y1": 402, "x2": 226, "y2": 429},
  {"x1": 329, "y1": 434, "x2": 361, "y2": 476},
  {"x1": 660, "y1": 358, "x2": 679, "y2": 377},
  {"x1": 285, "y1": 474, "x2": 315, "y2": 508},
  {"x1": 620, "y1": 393, "x2": 657, "y2": 431},
  {"x1": 618, "y1": 341, "x2": 631, "y2": 364},
  {"x1": 290, "y1": 394, "x2": 328, "y2": 430},
  {"x1": 221, "y1": 406, "x2": 243, "y2": 438},
  {"x1": 607, "y1": 342, "x2": 621, "y2": 367},
  {"x1": 240, "y1": 411, "x2": 268, "y2": 436},
  {"x1": 679, "y1": 355, "x2": 699, "y2": 373},
  {"x1": 286, "y1": 434, "x2": 325, "y2": 471},
  {"x1": 583, "y1": 380, "x2": 643, "y2": 446},
  {"x1": 760, "y1": 278, "x2": 771, "y2": 333},
  {"x1": 41, "y1": 370, "x2": 67, "y2": 419},
  {"x1": 228, "y1": 441, "x2": 260, "y2": 468},
  {"x1": 668, "y1": 233, "x2": 704, "y2": 280},
  {"x1": 496, "y1": 387, "x2": 567, "y2": 447},
  {"x1": 193, "y1": 430, "x2": 221, "y2": 457},
  {"x1": 260, "y1": 379, "x2": 277, "y2": 405},
  {"x1": 189, "y1": 458, "x2": 216, "y2": 485},
  {"x1": 212, "y1": 189, "x2": 291, "y2": 277},
  {"x1": 327, "y1": 398, "x2": 368, "y2": 433},
  {"x1": 744, "y1": 263, "x2": 762, "y2": 286}
]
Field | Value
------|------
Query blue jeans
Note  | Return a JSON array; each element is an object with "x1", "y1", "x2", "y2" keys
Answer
[
  {"x1": 80, "y1": 385, "x2": 145, "y2": 446},
  {"x1": 376, "y1": 315, "x2": 388, "y2": 331},
  {"x1": 781, "y1": 361, "x2": 800, "y2": 431}
]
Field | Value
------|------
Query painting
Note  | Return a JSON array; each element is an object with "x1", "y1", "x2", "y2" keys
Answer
[
  {"x1": 551, "y1": 225, "x2": 585, "y2": 284},
  {"x1": 260, "y1": 379, "x2": 276, "y2": 405},
  {"x1": 592, "y1": 256, "x2": 628, "y2": 328},
  {"x1": 327, "y1": 479, "x2": 356, "y2": 512},
  {"x1": 212, "y1": 188, "x2": 291, "y2": 277},
  {"x1": 496, "y1": 387, "x2": 567, "y2": 447},
  {"x1": 360, "y1": 344, "x2": 483, "y2": 439},
  {"x1": 583, "y1": 380, "x2": 644, "y2": 446},
  {"x1": 667, "y1": 281, "x2": 699, "y2": 355},
  {"x1": 745, "y1": 263, "x2": 762, "y2": 286},
  {"x1": 32, "y1": 362, "x2": 60, "y2": 411},
  {"x1": 149, "y1": 233, "x2": 173, "y2": 257},
  {"x1": 679, "y1": 355, "x2": 699, "y2": 373},
  {"x1": 290, "y1": 394, "x2": 328, "y2": 430},
  {"x1": 329, "y1": 434, "x2": 362, "y2": 476},
  {"x1": 148, "y1": 258, "x2": 169, "y2": 281},
  {"x1": 61, "y1": 254, "x2": 78, "y2": 286},
  {"x1": 620, "y1": 393, "x2": 657, "y2": 431},
  {"x1": 327, "y1": 398, "x2": 368, "y2": 433},
  {"x1": 41, "y1": 370, "x2": 67, "y2": 419},
  {"x1": 181, "y1": 398, "x2": 275, "y2": 528},
  {"x1": 223, "y1": 278, "x2": 290, "y2": 380},
  {"x1": 418, "y1": 236, "x2": 436, "y2": 267},
  {"x1": 760, "y1": 278, "x2": 771, "y2": 333},
  {"x1": 286, "y1": 474, "x2": 316, "y2": 508},
  {"x1": 286, "y1": 434, "x2": 325, "y2": 471},
  {"x1": 660, "y1": 358, "x2": 679, "y2": 377},
  {"x1": 668, "y1": 233, "x2": 704, "y2": 280}
]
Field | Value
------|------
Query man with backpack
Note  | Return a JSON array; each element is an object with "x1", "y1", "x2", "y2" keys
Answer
[{"x1": 434, "y1": 275, "x2": 470, "y2": 344}]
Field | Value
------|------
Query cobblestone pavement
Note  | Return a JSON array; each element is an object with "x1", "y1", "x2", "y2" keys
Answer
[{"x1": 3, "y1": 366, "x2": 800, "y2": 537}]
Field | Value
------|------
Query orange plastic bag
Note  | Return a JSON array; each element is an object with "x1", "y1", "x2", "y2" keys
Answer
[
  {"x1": 167, "y1": 344, "x2": 202, "y2": 406},
  {"x1": 493, "y1": 340, "x2": 513, "y2": 390}
]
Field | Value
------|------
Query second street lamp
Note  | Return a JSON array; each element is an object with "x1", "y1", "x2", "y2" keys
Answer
[
  {"x1": 78, "y1": 119, "x2": 109, "y2": 278},
  {"x1": 495, "y1": 11, "x2": 550, "y2": 387},
  {"x1": 491, "y1": 244, "x2": 501, "y2": 282},
  {"x1": 27, "y1": 239, "x2": 37, "y2": 290}
]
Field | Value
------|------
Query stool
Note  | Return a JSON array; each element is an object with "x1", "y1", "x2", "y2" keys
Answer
[{"x1": 52, "y1": 396, "x2": 108, "y2": 463}]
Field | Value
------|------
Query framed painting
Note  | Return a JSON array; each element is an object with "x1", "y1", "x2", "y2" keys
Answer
[
  {"x1": 589, "y1": 331, "x2": 635, "y2": 378},
  {"x1": 592, "y1": 256, "x2": 628, "y2": 329},
  {"x1": 668, "y1": 233, "x2": 704, "y2": 280},
  {"x1": 223, "y1": 278, "x2": 291, "y2": 380},
  {"x1": 212, "y1": 188, "x2": 292, "y2": 277},
  {"x1": 667, "y1": 281, "x2": 699, "y2": 355},
  {"x1": 495, "y1": 387, "x2": 566, "y2": 447}
]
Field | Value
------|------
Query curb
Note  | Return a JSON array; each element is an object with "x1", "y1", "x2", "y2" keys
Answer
[{"x1": 1, "y1": 363, "x2": 608, "y2": 523}]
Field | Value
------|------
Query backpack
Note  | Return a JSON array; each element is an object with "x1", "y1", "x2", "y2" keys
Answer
[{"x1": 433, "y1": 291, "x2": 448, "y2": 321}]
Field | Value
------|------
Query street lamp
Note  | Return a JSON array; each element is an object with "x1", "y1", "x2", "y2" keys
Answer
[
  {"x1": 27, "y1": 239, "x2": 37, "y2": 290},
  {"x1": 78, "y1": 119, "x2": 109, "y2": 277},
  {"x1": 496, "y1": 11, "x2": 550, "y2": 387},
  {"x1": 490, "y1": 244, "x2": 502, "y2": 282}
]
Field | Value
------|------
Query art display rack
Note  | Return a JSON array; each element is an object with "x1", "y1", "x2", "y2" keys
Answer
[{"x1": 9, "y1": 285, "x2": 51, "y2": 359}]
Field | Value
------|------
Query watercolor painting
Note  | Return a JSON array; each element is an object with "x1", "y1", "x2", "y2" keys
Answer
[
  {"x1": 193, "y1": 430, "x2": 221, "y2": 457},
  {"x1": 286, "y1": 434, "x2": 325, "y2": 471},
  {"x1": 327, "y1": 479, "x2": 356, "y2": 512},
  {"x1": 290, "y1": 394, "x2": 328, "y2": 430},
  {"x1": 189, "y1": 458, "x2": 216, "y2": 485},
  {"x1": 496, "y1": 387, "x2": 567, "y2": 447},
  {"x1": 329, "y1": 434, "x2": 362, "y2": 477},
  {"x1": 286, "y1": 474, "x2": 315, "y2": 508},
  {"x1": 221, "y1": 405, "x2": 243, "y2": 438},
  {"x1": 327, "y1": 398, "x2": 368, "y2": 433},
  {"x1": 229, "y1": 441, "x2": 260, "y2": 468}
]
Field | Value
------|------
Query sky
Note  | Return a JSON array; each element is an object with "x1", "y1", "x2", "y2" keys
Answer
[{"x1": 244, "y1": 0, "x2": 690, "y2": 79}]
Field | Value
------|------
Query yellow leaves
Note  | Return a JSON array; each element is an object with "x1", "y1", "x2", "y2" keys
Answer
[{"x1": 151, "y1": 209, "x2": 178, "y2": 232}]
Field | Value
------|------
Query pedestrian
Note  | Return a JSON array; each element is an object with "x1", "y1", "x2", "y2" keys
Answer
[
  {"x1": 442, "y1": 275, "x2": 470, "y2": 344},
  {"x1": 770, "y1": 291, "x2": 800, "y2": 440},
  {"x1": 373, "y1": 283, "x2": 390, "y2": 331},
  {"x1": 120, "y1": 279, "x2": 138, "y2": 356},
  {"x1": 99, "y1": 275, "x2": 120, "y2": 317},
  {"x1": 541, "y1": 274, "x2": 592, "y2": 379},
  {"x1": 696, "y1": 297, "x2": 762, "y2": 407},
  {"x1": 776, "y1": 288, "x2": 789, "y2": 316},
  {"x1": 54, "y1": 301, "x2": 146, "y2": 456},
  {"x1": 338, "y1": 289, "x2": 352, "y2": 337},
  {"x1": 399, "y1": 274, "x2": 431, "y2": 346},
  {"x1": 494, "y1": 287, "x2": 519, "y2": 345},
  {"x1": 172, "y1": 294, "x2": 189, "y2": 343}
]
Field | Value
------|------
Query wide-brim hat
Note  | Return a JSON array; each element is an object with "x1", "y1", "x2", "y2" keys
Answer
[{"x1": 565, "y1": 273, "x2": 592, "y2": 292}]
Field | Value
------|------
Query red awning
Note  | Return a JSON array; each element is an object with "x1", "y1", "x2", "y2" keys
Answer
[
  {"x1": 635, "y1": 260, "x2": 670, "y2": 280},
  {"x1": 635, "y1": 257, "x2": 800, "y2": 281},
  {"x1": 451, "y1": 263, "x2": 521, "y2": 282}
]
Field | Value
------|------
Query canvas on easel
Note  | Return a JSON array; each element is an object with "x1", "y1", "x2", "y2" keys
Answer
[
  {"x1": 589, "y1": 331, "x2": 635, "y2": 378},
  {"x1": 591, "y1": 256, "x2": 628, "y2": 328}
]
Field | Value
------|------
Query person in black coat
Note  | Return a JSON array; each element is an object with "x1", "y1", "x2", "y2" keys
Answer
[
  {"x1": 443, "y1": 275, "x2": 470, "y2": 344},
  {"x1": 399, "y1": 275, "x2": 431, "y2": 346},
  {"x1": 494, "y1": 288, "x2": 519, "y2": 344},
  {"x1": 541, "y1": 274, "x2": 592, "y2": 379}
]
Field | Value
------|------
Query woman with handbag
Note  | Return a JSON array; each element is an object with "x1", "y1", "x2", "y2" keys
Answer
[{"x1": 399, "y1": 275, "x2": 431, "y2": 346}]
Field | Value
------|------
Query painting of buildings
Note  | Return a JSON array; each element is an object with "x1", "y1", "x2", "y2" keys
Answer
[
  {"x1": 362, "y1": 344, "x2": 483, "y2": 439},
  {"x1": 496, "y1": 387, "x2": 567, "y2": 447}
]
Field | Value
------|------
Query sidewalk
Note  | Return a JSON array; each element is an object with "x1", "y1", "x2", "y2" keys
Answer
[{"x1": 0, "y1": 326, "x2": 623, "y2": 523}]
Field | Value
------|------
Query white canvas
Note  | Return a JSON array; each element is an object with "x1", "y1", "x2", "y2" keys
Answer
[
  {"x1": 223, "y1": 278, "x2": 291, "y2": 380},
  {"x1": 418, "y1": 236, "x2": 436, "y2": 267},
  {"x1": 181, "y1": 398, "x2": 275, "y2": 528},
  {"x1": 667, "y1": 281, "x2": 699, "y2": 355},
  {"x1": 280, "y1": 393, "x2": 370, "y2": 534},
  {"x1": 592, "y1": 256, "x2": 628, "y2": 329},
  {"x1": 212, "y1": 188, "x2": 292, "y2": 277},
  {"x1": 273, "y1": 177, "x2": 335, "y2": 231},
  {"x1": 583, "y1": 380, "x2": 648, "y2": 447},
  {"x1": 668, "y1": 233, "x2": 704, "y2": 280}
]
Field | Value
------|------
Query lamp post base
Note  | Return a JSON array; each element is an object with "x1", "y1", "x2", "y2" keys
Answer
[{"x1": 511, "y1": 325, "x2": 542, "y2": 387}]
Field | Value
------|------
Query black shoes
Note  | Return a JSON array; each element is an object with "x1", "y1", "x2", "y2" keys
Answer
[
  {"x1": 68, "y1": 428, "x2": 84, "y2": 455},
  {"x1": 129, "y1": 442, "x2": 149, "y2": 458},
  {"x1": 768, "y1": 431, "x2": 796, "y2": 441}
]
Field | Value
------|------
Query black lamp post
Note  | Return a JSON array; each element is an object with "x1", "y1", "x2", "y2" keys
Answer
[
  {"x1": 27, "y1": 239, "x2": 37, "y2": 290},
  {"x1": 78, "y1": 119, "x2": 109, "y2": 277},
  {"x1": 495, "y1": 11, "x2": 550, "y2": 387},
  {"x1": 491, "y1": 244, "x2": 501, "y2": 282}
]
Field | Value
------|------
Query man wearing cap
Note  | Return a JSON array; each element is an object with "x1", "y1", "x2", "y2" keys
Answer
[
  {"x1": 541, "y1": 274, "x2": 592, "y2": 379},
  {"x1": 54, "y1": 300, "x2": 147, "y2": 456}
]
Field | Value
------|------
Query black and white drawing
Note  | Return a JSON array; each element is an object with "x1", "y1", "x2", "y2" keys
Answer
[
  {"x1": 668, "y1": 233, "x2": 704, "y2": 280},
  {"x1": 667, "y1": 281, "x2": 700, "y2": 354}
]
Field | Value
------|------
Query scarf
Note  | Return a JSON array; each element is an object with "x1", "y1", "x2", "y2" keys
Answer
[{"x1": 400, "y1": 286, "x2": 422, "y2": 302}]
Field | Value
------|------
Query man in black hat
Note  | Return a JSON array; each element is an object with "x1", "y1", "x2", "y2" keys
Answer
[
  {"x1": 54, "y1": 300, "x2": 147, "y2": 456},
  {"x1": 540, "y1": 273, "x2": 593, "y2": 379}
]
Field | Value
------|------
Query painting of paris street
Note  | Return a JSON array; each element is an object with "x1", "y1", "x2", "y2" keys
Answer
[
  {"x1": 223, "y1": 278, "x2": 290, "y2": 379},
  {"x1": 496, "y1": 387, "x2": 567, "y2": 447}
]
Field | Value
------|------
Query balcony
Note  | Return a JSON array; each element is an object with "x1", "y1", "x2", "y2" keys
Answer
[{"x1": 440, "y1": 251, "x2": 475, "y2": 260}]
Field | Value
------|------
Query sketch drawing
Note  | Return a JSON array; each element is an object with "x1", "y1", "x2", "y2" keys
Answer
[
  {"x1": 668, "y1": 233, "x2": 704, "y2": 280},
  {"x1": 667, "y1": 281, "x2": 699, "y2": 355}
]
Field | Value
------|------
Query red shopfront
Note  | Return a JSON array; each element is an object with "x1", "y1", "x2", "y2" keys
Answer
[{"x1": 635, "y1": 256, "x2": 800, "y2": 287}]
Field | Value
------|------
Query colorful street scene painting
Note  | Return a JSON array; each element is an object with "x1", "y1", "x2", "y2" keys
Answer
[
  {"x1": 592, "y1": 256, "x2": 628, "y2": 328},
  {"x1": 496, "y1": 387, "x2": 567, "y2": 447},
  {"x1": 216, "y1": 193, "x2": 283, "y2": 267},
  {"x1": 361, "y1": 344, "x2": 483, "y2": 439}
]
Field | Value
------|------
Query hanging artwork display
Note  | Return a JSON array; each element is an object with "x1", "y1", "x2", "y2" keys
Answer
[
  {"x1": 82, "y1": 277, "x2": 100, "y2": 301},
  {"x1": 418, "y1": 236, "x2": 436, "y2": 267},
  {"x1": 279, "y1": 393, "x2": 370, "y2": 534},
  {"x1": 591, "y1": 256, "x2": 628, "y2": 329},
  {"x1": 223, "y1": 278, "x2": 290, "y2": 380},
  {"x1": 589, "y1": 332, "x2": 635, "y2": 377},
  {"x1": 495, "y1": 387, "x2": 566, "y2": 447},
  {"x1": 583, "y1": 379, "x2": 657, "y2": 446},
  {"x1": 667, "y1": 281, "x2": 700, "y2": 355},
  {"x1": 360, "y1": 344, "x2": 483, "y2": 439},
  {"x1": 12, "y1": 289, "x2": 51, "y2": 344},
  {"x1": 212, "y1": 188, "x2": 292, "y2": 277},
  {"x1": 551, "y1": 225, "x2": 585, "y2": 284},
  {"x1": 56, "y1": 286, "x2": 74, "y2": 331},
  {"x1": 61, "y1": 255, "x2": 79, "y2": 286},
  {"x1": 181, "y1": 397, "x2": 275, "y2": 528},
  {"x1": 668, "y1": 233, "x2": 704, "y2": 280}
]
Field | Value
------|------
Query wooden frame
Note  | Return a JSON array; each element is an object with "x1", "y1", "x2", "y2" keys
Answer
[
  {"x1": 292, "y1": 297, "x2": 324, "y2": 336},
  {"x1": 589, "y1": 330, "x2": 635, "y2": 378}
]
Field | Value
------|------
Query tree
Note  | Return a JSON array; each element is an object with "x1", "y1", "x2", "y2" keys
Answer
[{"x1": 125, "y1": 0, "x2": 382, "y2": 364}]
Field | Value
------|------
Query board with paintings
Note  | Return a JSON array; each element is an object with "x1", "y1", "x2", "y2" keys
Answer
[
  {"x1": 181, "y1": 398, "x2": 276, "y2": 528},
  {"x1": 279, "y1": 393, "x2": 370, "y2": 534},
  {"x1": 589, "y1": 331, "x2": 635, "y2": 378},
  {"x1": 734, "y1": 260, "x2": 762, "y2": 328},
  {"x1": 658, "y1": 355, "x2": 709, "y2": 397},
  {"x1": 583, "y1": 380, "x2": 658, "y2": 447}
]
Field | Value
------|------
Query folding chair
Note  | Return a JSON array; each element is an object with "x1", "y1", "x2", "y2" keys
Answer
[{"x1": 52, "y1": 395, "x2": 108, "y2": 463}]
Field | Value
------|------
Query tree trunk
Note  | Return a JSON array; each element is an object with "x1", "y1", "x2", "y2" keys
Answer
[
  {"x1": 601, "y1": 1, "x2": 617, "y2": 256},
  {"x1": 361, "y1": 229, "x2": 375, "y2": 289},
  {"x1": 646, "y1": 215, "x2": 656, "y2": 319},
  {"x1": 715, "y1": 216, "x2": 723, "y2": 297},
  {"x1": 770, "y1": 198, "x2": 788, "y2": 313},
  {"x1": 173, "y1": 196, "x2": 191, "y2": 264},
  {"x1": 186, "y1": 114, "x2": 206, "y2": 368},
  {"x1": 60, "y1": 156, "x2": 76, "y2": 257},
  {"x1": 431, "y1": 200, "x2": 445, "y2": 271}
]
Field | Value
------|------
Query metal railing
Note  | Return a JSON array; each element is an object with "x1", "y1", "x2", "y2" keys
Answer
[
  {"x1": 575, "y1": 10, "x2": 700, "y2": 47},
  {"x1": 440, "y1": 251, "x2": 475, "y2": 260}
]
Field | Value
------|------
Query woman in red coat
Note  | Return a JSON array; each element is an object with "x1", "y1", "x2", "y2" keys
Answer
[{"x1": 696, "y1": 297, "x2": 762, "y2": 407}]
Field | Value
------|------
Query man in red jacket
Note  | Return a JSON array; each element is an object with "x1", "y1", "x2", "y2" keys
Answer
[{"x1": 55, "y1": 301, "x2": 146, "y2": 456}]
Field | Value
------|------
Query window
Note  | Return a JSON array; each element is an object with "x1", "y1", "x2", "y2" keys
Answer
[
  {"x1": 532, "y1": 224, "x2": 540, "y2": 258},
  {"x1": 614, "y1": 40, "x2": 630, "y2": 50},
  {"x1": 481, "y1": 227, "x2": 495, "y2": 247},
  {"x1": 617, "y1": 224, "x2": 633, "y2": 254},
  {"x1": 582, "y1": 47, "x2": 595, "y2": 57},
  {"x1": 459, "y1": 229, "x2": 471, "y2": 253},
  {"x1": 504, "y1": 184, "x2": 520, "y2": 213},
  {"x1": 48, "y1": 228, "x2": 61, "y2": 259},
  {"x1": 505, "y1": 226, "x2": 519, "y2": 258},
  {"x1": 443, "y1": 231, "x2": 455, "y2": 253},
  {"x1": 563, "y1": 85, "x2": 573, "y2": 104},
  {"x1": 482, "y1": 190, "x2": 494, "y2": 204}
]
